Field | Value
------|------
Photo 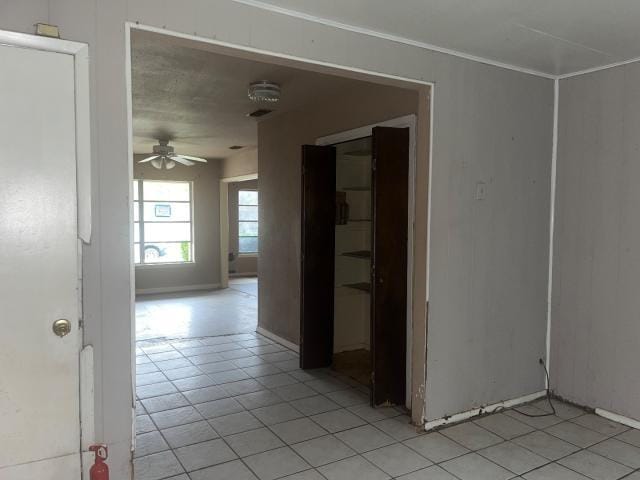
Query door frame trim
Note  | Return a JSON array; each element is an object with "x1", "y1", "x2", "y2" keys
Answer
[
  {"x1": 317, "y1": 114, "x2": 417, "y2": 409},
  {"x1": 219, "y1": 173, "x2": 259, "y2": 288},
  {"x1": 125, "y1": 22, "x2": 434, "y2": 426}
]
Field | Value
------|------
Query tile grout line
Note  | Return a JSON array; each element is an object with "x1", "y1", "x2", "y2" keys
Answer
[
  {"x1": 136, "y1": 333, "x2": 265, "y2": 479},
  {"x1": 142, "y1": 409, "x2": 636, "y2": 480},
  {"x1": 142, "y1": 415, "x2": 638, "y2": 480},
  {"x1": 139, "y1": 341, "x2": 429, "y2": 479},
  {"x1": 139, "y1": 337, "x2": 535, "y2": 476},
  {"x1": 139, "y1": 339, "x2": 219, "y2": 476},
  {"x1": 135, "y1": 334, "x2": 639, "y2": 480},
  {"x1": 136, "y1": 333, "x2": 325, "y2": 478},
  {"x1": 441, "y1": 398, "x2": 638, "y2": 474},
  {"x1": 138, "y1": 336, "x2": 404, "y2": 478},
  {"x1": 142, "y1": 372, "x2": 632, "y2": 480},
  {"x1": 474, "y1": 406, "x2": 637, "y2": 478},
  {"x1": 466, "y1": 411, "x2": 636, "y2": 480}
]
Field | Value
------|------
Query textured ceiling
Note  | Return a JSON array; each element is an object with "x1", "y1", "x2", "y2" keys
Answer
[
  {"x1": 133, "y1": 2, "x2": 640, "y2": 158},
  {"x1": 132, "y1": 30, "x2": 375, "y2": 160},
  {"x1": 243, "y1": 0, "x2": 640, "y2": 75}
]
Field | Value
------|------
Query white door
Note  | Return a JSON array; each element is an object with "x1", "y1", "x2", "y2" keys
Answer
[{"x1": 0, "y1": 43, "x2": 81, "y2": 478}]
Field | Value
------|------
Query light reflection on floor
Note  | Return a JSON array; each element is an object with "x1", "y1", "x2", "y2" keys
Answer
[{"x1": 136, "y1": 278, "x2": 258, "y2": 341}]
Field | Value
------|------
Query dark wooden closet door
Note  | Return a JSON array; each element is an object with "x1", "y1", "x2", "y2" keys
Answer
[
  {"x1": 300, "y1": 145, "x2": 336, "y2": 369},
  {"x1": 371, "y1": 127, "x2": 409, "y2": 406}
]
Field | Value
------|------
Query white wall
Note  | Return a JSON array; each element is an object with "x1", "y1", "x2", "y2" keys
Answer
[
  {"x1": 552, "y1": 63, "x2": 640, "y2": 422},
  {"x1": 134, "y1": 157, "x2": 222, "y2": 293},
  {"x1": 425, "y1": 68, "x2": 553, "y2": 419},
  {"x1": 0, "y1": 2, "x2": 553, "y2": 477}
]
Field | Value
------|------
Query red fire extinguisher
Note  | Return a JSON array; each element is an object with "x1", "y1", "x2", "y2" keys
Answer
[{"x1": 89, "y1": 444, "x2": 109, "y2": 480}]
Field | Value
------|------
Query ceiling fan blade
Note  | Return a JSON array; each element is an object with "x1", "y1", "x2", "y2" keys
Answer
[
  {"x1": 173, "y1": 154, "x2": 207, "y2": 162},
  {"x1": 138, "y1": 155, "x2": 160, "y2": 163},
  {"x1": 171, "y1": 157, "x2": 195, "y2": 166}
]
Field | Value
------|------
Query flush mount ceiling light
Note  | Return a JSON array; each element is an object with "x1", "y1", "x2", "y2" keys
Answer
[
  {"x1": 138, "y1": 140, "x2": 208, "y2": 170},
  {"x1": 248, "y1": 81, "x2": 281, "y2": 103}
]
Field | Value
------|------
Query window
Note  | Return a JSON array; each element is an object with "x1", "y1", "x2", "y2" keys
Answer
[
  {"x1": 134, "y1": 180, "x2": 193, "y2": 264},
  {"x1": 238, "y1": 190, "x2": 258, "y2": 254}
]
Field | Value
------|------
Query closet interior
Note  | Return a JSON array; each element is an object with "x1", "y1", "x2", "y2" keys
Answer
[
  {"x1": 300, "y1": 124, "x2": 411, "y2": 407},
  {"x1": 333, "y1": 136, "x2": 373, "y2": 386}
]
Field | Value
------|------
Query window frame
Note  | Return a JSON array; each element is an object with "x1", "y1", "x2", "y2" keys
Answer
[
  {"x1": 238, "y1": 189, "x2": 259, "y2": 255},
  {"x1": 134, "y1": 179, "x2": 195, "y2": 265}
]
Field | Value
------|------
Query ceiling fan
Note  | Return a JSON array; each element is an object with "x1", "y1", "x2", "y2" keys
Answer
[{"x1": 138, "y1": 140, "x2": 207, "y2": 170}]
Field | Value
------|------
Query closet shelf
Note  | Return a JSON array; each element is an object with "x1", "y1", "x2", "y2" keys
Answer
[
  {"x1": 342, "y1": 282, "x2": 371, "y2": 293},
  {"x1": 339, "y1": 186, "x2": 371, "y2": 192},
  {"x1": 341, "y1": 250, "x2": 371, "y2": 259}
]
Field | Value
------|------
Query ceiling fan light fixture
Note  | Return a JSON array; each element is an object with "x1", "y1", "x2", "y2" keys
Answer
[
  {"x1": 139, "y1": 140, "x2": 208, "y2": 169},
  {"x1": 248, "y1": 81, "x2": 280, "y2": 103}
]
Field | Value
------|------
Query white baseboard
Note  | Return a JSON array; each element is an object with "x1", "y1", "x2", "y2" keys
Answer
[
  {"x1": 136, "y1": 283, "x2": 221, "y2": 295},
  {"x1": 256, "y1": 327, "x2": 300, "y2": 353},
  {"x1": 424, "y1": 390, "x2": 547, "y2": 431},
  {"x1": 596, "y1": 408, "x2": 640, "y2": 430}
]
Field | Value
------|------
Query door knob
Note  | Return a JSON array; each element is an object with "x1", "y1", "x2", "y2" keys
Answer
[{"x1": 52, "y1": 318, "x2": 72, "y2": 337}]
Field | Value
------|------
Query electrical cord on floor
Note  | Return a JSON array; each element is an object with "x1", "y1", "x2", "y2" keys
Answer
[{"x1": 511, "y1": 358, "x2": 557, "y2": 418}]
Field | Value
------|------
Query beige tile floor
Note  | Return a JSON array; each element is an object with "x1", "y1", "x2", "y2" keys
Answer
[{"x1": 134, "y1": 332, "x2": 640, "y2": 480}]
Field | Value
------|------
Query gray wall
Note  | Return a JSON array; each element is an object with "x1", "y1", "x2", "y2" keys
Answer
[
  {"x1": 257, "y1": 82, "x2": 420, "y2": 344},
  {"x1": 0, "y1": 2, "x2": 553, "y2": 477},
  {"x1": 221, "y1": 146, "x2": 258, "y2": 179},
  {"x1": 425, "y1": 68, "x2": 553, "y2": 419},
  {"x1": 228, "y1": 179, "x2": 259, "y2": 275},
  {"x1": 134, "y1": 156, "x2": 222, "y2": 293},
  {"x1": 552, "y1": 64, "x2": 640, "y2": 421}
]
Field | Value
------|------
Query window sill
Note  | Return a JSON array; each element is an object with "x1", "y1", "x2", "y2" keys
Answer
[
  {"x1": 135, "y1": 262, "x2": 195, "y2": 269},
  {"x1": 237, "y1": 253, "x2": 258, "y2": 258}
]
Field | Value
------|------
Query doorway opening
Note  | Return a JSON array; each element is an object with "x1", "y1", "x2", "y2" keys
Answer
[
  {"x1": 301, "y1": 115, "x2": 416, "y2": 408},
  {"x1": 219, "y1": 173, "x2": 260, "y2": 292},
  {"x1": 127, "y1": 25, "x2": 432, "y2": 477},
  {"x1": 131, "y1": 33, "x2": 263, "y2": 343}
]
